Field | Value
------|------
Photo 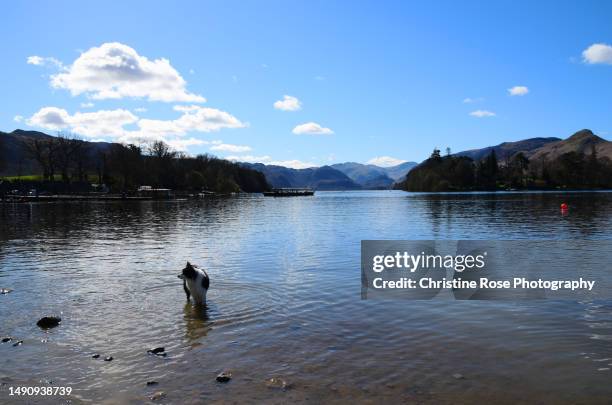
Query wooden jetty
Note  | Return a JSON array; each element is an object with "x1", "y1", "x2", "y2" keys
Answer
[{"x1": 262, "y1": 188, "x2": 314, "y2": 197}]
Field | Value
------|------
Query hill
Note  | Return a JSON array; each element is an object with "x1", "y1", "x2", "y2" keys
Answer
[
  {"x1": 0, "y1": 129, "x2": 112, "y2": 176},
  {"x1": 241, "y1": 163, "x2": 361, "y2": 190},
  {"x1": 330, "y1": 161, "x2": 417, "y2": 188},
  {"x1": 455, "y1": 137, "x2": 560, "y2": 162},
  {"x1": 399, "y1": 129, "x2": 612, "y2": 191},
  {"x1": 527, "y1": 129, "x2": 612, "y2": 161},
  {"x1": 0, "y1": 129, "x2": 269, "y2": 193}
]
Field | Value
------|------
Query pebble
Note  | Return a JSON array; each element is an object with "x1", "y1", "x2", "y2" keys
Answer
[
  {"x1": 104, "y1": 356, "x2": 113, "y2": 362},
  {"x1": 12, "y1": 340, "x2": 23, "y2": 347},
  {"x1": 1, "y1": 337, "x2": 12, "y2": 343},
  {"x1": 265, "y1": 377, "x2": 290, "y2": 390},
  {"x1": 216, "y1": 371, "x2": 232, "y2": 383},
  {"x1": 36, "y1": 316, "x2": 62, "y2": 329},
  {"x1": 452, "y1": 373, "x2": 465, "y2": 380},
  {"x1": 92, "y1": 354, "x2": 100, "y2": 359},
  {"x1": 150, "y1": 391, "x2": 166, "y2": 401},
  {"x1": 0, "y1": 288, "x2": 12, "y2": 294}
]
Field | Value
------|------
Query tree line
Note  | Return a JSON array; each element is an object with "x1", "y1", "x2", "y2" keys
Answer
[
  {"x1": 398, "y1": 147, "x2": 612, "y2": 191},
  {"x1": 0, "y1": 133, "x2": 269, "y2": 194}
]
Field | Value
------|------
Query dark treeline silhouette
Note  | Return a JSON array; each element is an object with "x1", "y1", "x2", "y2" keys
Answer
[
  {"x1": 1, "y1": 133, "x2": 269, "y2": 194},
  {"x1": 398, "y1": 147, "x2": 612, "y2": 192},
  {"x1": 0, "y1": 133, "x2": 5, "y2": 174}
]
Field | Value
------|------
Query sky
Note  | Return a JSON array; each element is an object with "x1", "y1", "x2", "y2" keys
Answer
[{"x1": 2, "y1": 0, "x2": 612, "y2": 168}]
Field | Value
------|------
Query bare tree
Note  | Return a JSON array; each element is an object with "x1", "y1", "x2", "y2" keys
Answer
[
  {"x1": 54, "y1": 133, "x2": 84, "y2": 183},
  {"x1": 24, "y1": 137, "x2": 57, "y2": 181}
]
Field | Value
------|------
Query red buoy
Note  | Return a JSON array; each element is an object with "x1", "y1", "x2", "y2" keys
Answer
[{"x1": 560, "y1": 203, "x2": 568, "y2": 210}]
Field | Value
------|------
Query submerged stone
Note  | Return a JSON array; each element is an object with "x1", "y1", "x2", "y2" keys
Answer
[
  {"x1": 1, "y1": 337, "x2": 12, "y2": 343},
  {"x1": 150, "y1": 391, "x2": 166, "y2": 401},
  {"x1": 12, "y1": 340, "x2": 23, "y2": 347},
  {"x1": 36, "y1": 316, "x2": 61, "y2": 329},
  {"x1": 146, "y1": 381, "x2": 159, "y2": 386},
  {"x1": 265, "y1": 377, "x2": 290, "y2": 390},
  {"x1": 216, "y1": 371, "x2": 232, "y2": 383},
  {"x1": 147, "y1": 347, "x2": 166, "y2": 356},
  {"x1": 104, "y1": 356, "x2": 113, "y2": 362},
  {"x1": 92, "y1": 354, "x2": 100, "y2": 359}
]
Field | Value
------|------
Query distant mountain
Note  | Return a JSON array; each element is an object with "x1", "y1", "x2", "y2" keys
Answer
[
  {"x1": 455, "y1": 137, "x2": 561, "y2": 162},
  {"x1": 242, "y1": 161, "x2": 418, "y2": 191},
  {"x1": 330, "y1": 162, "x2": 393, "y2": 189},
  {"x1": 382, "y1": 161, "x2": 418, "y2": 182},
  {"x1": 527, "y1": 129, "x2": 612, "y2": 161},
  {"x1": 241, "y1": 163, "x2": 361, "y2": 190},
  {"x1": 399, "y1": 129, "x2": 612, "y2": 192},
  {"x1": 331, "y1": 161, "x2": 418, "y2": 188}
]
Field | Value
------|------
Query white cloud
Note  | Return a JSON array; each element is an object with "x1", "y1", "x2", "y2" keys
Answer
[
  {"x1": 462, "y1": 97, "x2": 483, "y2": 103},
  {"x1": 27, "y1": 55, "x2": 63, "y2": 68},
  {"x1": 166, "y1": 138, "x2": 207, "y2": 152},
  {"x1": 48, "y1": 42, "x2": 205, "y2": 102},
  {"x1": 508, "y1": 86, "x2": 529, "y2": 96},
  {"x1": 269, "y1": 159, "x2": 316, "y2": 169},
  {"x1": 134, "y1": 107, "x2": 147, "y2": 112},
  {"x1": 582, "y1": 43, "x2": 612, "y2": 65},
  {"x1": 169, "y1": 105, "x2": 246, "y2": 133},
  {"x1": 27, "y1": 56, "x2": 44, "y2": 65},
  {"x1": 13, "y1": 115, "x2": 24, "y2": 122},
  {"x1": 225, "y1": 155, "x2": 271, "y2": 163},
  {"x1": 27, "y1": 106, "x2": 138, "y2": 137},
  {"x1": 273, "y1": 95, "x2": 302, "y2": 111},
  {"x1": 26, "y1": 105, "x2": 245, "y2": 150},
  {"x1": 292, "y1": 122, "x2": 333, "y2": 135},
  {"x1": 469, "y1": 110, "x2": 496, "y2": 118},
  {"x1": 80, "y1": 102, "x2": 94, "y2": 108},
  {"x1": 366, "y1": 156, "x2": 407, "y2": 167},
  {"x1": 210, "y1": 143, "x2": 252, "y2": 153}
]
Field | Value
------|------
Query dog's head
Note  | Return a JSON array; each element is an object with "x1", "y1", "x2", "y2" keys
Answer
[{"x1": 178, "y1": 261, "x2": 198, "y2": 280}]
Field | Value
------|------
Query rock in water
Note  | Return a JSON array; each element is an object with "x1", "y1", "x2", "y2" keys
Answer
[
  {"x1": 452, "y1": 373, "x2": 465, "y2": 380},
  {"x1": 146, "y1": 381, "x2": 159, "y2": 386},
  {"x1": 91, "y1": 354, "x2": 100, "y2": 359},
  {"x1": 149, "y1": 391, "x2": 166, "y2": 401},
  {"x1": 216, "y1": 371, "x2": 232, "y2": 383},
  {"x1": 147, "y1": 347, "x2": 166, "y2": 356},
  {"x1": 0, "y1": 288, "x2": 12, "y2": 294},
  {"x1": 265, "y1": 377, "x2": 289, "y2": 390},
  {"x1": 12, "y1": 340, "x2": 23, "y2": 347},
  {"x1": 1, "y1": 337, "x2": 12, "y2": 343},
  {"x1": 36, "y1": 316, "x2": 61, "y2": 329},
  {"x1": 104, "y1": 356, "x2": 113, "y2": 362}
]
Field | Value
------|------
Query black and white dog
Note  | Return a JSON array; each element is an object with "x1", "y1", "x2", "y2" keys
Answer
[{"x1": 178, "y1": 262, "x2": 209, "y2": 305}]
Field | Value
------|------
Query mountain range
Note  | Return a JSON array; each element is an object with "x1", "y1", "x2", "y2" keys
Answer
[
  {"x1": 240, "y1": 161, "x2": 418, "y2": 190},
  {"x1": 2, "y1": 128, "x2": 610, "y2": 190},
  {"x1": 454, "y1": 129, "x2": 612, "y2": 163}
]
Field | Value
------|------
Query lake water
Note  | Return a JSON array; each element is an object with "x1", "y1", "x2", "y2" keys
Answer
[{"x1": 1, "y1": 191, "x2": 612, "y2": 404}]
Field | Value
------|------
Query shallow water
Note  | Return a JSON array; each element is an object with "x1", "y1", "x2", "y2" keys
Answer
[{"x1": 1, "y1": 191, "x2": 612, "y2": 404}]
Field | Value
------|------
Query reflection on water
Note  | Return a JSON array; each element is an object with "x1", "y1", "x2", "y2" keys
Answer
[
  {"x1": 183, "y1": 303, "x2": 210, "y2": 347},
  {"x1": 1, "y1": 191, "x2": 612, "y2": 404}
]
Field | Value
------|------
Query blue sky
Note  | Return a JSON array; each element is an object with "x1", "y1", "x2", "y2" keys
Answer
[{"x1": 2, "y1": 0, "x2": 612, "y2": 168}]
